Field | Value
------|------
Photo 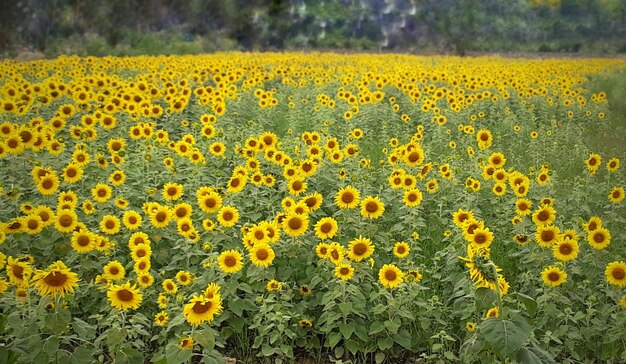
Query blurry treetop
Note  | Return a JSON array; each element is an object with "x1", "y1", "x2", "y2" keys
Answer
[{"x1": 1, "y1": 0, "x2": 625, "y2": 57}]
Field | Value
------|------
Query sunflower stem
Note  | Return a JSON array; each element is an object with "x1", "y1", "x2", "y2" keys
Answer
[{"x1": 490, "y1": 263, "x2": 502, "y2": 318}]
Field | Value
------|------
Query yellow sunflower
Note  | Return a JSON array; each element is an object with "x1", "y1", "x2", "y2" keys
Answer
[
  {"x1": 54, "y1": 209, "x2": 78, "y2": 233},
  {"x1": 184, "y1": 294, "x2": 223, "y2": 326},
  {"x1": 452, "y1": 209, "x2": 475, "y2": 228},
  {"x1": 154, "y1": 311, "x2": 169, "y2": 327},
  {"x1": 91, "y1": 183, "x2": 112, "y2": 203},
  {"x1": 334, "y1": 263, "x2": 355, "y2": 281},
  {"x1": 552, "y1": 238, "x2": 579, "y2": 262},
  {"x1": 107, "y1": 282, "x2": 143, "y2": 311},
  {"x1": 347, "y1": 236, "x2": 375, "y2": 262},
  {"x1": 609, "y1": 187, "x2": 624, "y2": 204},
  {"x1": 162, "y1": 279, "x2": 178, "y2": 295},
  {"x1": 162, "y1": 182, "x2": 184, "y2": 201},
  {"x1": 122, "y1": 210, "x2": 142, "y2": 230},
  {"x1": 379, "y1": 264, "x2": 404, "y2": 289},
  {"x1": 314, "y1": 217, "x2": 338, "y2": 240},
  {"x1": 532, "y1": 205, "x2": 556, "y2": 226},
  {"x1": 535, "y1": 225, "x2": 560, "y2": 248},
  {"x1": 541, "y1": 266, "x2": 567, "y2": 287},
  {"x1": 587, "y1": 227, "x2": 611, "y2": 250},
  {"x1": 71, "y1": 230, "x2": 95, "y2": 253},
  {"x1": 217, "y1": 206, "x2": 240, "y2": 227},
  {"x1": 6, "y1": 257, "x2": 32, "y2": 287},
  {"x1": 149, "y1": 205, "x2": 172, "y2": 228},
  {"x1": 403, "y1": 188, "x2": 423, "y2": 207},
  {"x1": 282, "y1": 213, "x2": 309, "y2": 237},
  {"x1": 360, "y1": 196, "x2": 385, "y2": 219},
  {"x1": 334, "y1": 186, "x2": 360, "y2": 209},
  {"x1": 33, "y1": 261, "x2": 79, "y2": 298},
  {"x1": 217, "y1": 250, "x2": 244, "y2": 274},
  {"x1": 393, "y1": 241, "x2": 410, "y2": 258},
  {"x1": 102, "y1": 261, "x2": 125, "y2": 281},
  {"x1": 249, "y1": 244, "x2": 275, "y2": 268}
]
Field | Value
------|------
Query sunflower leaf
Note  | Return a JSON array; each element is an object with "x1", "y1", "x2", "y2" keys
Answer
[
  {"x1": 474, "y1": 287, "x2": 498, "y2": 312},
  {"x1": 479, "y1": 315, "x2": 532, "y2": 357}
]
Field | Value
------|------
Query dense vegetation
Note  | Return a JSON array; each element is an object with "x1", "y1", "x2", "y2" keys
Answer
[{"x1": 2, "y1": 0, "x2": 626, "y2": 57}]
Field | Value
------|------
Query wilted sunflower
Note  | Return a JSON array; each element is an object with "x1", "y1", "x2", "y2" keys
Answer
[
  {"x1": 379, "y1": 264, "x2": 404, "y2": 289},
  {"x1": 541, "y1": 266, "x2": 567, "y2": 287},
  {"x1": 107, "y1": 282, "x2": 143, "y2": 311},
  {"x1": 217, "y1": 250, "x2": 244, "y2": 274}
]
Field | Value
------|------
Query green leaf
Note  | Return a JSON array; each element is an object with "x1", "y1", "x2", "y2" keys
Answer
[
  {"x1": 479, "y1": 315, "x2": 531, "y2": 357},
  {"x1": 512, "y1": 292, "x2": 537, "y2": 317},
  {"x1": 73, "y1": 318, "x2": 96, "y2": 340},
  {"x1": 70, "y1": 345, "x2": 94, "y2": 364},
  {"x1": 43, "y1": 309, "x2": 71, "y2": 334},
  {"x1": 116, "y1": 348, "x2": 144, "y2": 364},
  {"x1": 460, "y1": 336, "x2": 485, "y2": 362},
  {"x1": 165, "y1": 344, "x2": 193, "y2": 364},
  {"x1": 394, "y1": 330, "x2": 412, "y2": 350},
  {"x1": 474, "y1": 287, "x2": 498, "y2": 311},
  {"x1": 383, "y1": 317, "x2": 401, "y2": 334},
  {"x1": 327, "y1": 332, "x2": 342, "y2": 348},
  {"x1": 106, "y1": 327, "x2": 128, "y2": 347},
  {"x1": 338, "y1": 302, "x2": 353, "y2": 315},
  {"x1": 378, "y1": 336, "x2": 393, "y2": 350},
  {"x1": 375, "y1": 352, "x2": 385, "y2": 364},
  {"x1": 345, "y1": 340, "x2": 360, "y2": 354},
  {"x1": 194, "y1": 329, "x2": 215, "y2": 350},
  {"x1": 339, "y1": 323, "x2": 354, "y2": 339}
]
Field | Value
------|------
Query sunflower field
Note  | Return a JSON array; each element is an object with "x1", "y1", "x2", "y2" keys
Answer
[{"x1": 0, "y1": 53, "x2": 625, "y2": 363}]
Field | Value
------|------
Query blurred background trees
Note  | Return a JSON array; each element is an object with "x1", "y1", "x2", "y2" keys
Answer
[{"x1": 2, "y1": 0, "x2": 625, "y2": 57}]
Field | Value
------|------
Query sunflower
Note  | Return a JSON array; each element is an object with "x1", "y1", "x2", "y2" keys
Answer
[
  {"x1": 107, "y1": 282, "x2": 142, "y2": 311},
  {"x1": 485, "y1": 307, "x2": 499, "y2": 319},
  {"x1": 315, "y1": 243, "x2": 331, "y2": 259},
  {"x1": 55, "y1": 209, "x2": 78, "y2": 233},
  {"x1": 328, "y1": 243, "x2": 345, "y2": 265},
  {"x1": 133, "y1": 258, "x2": 151, "y2": 274},
  {"x1": 128, "y1": 231, "x2": 150, "y2": 249},
  {"x1": 103, "y1": 261, "x2": 125, "y2": 280},
  {"x1": 209, "y1": 142, "x2": 226, "y2": 157},
  {"x1": 217, "y1": 250, "x2": 244, "y2": 274},
  {"x1": 426, "y1": 179, "x2": 439, "y2": 193},
  {"x1": 6, "y1": 257, "x2": 32, "y2": 287},
  {"x1": 347, "y1": 236, "x2": 375, "y2": 262},
  {"x1": 302, "y1": 192, "x2": 323, "y2": 211},
  {"x1": 403, "y1": 188, "x2": 423, "y2": 207},
  {"x1": 149, "y1": 205, "x2": 172, "y2": 228},
  {"x1": 585, "y1": 153, "x2": 602, "y2": 174},
  {"x1": 476, "y1": 129, "x2": 493, "y2": 149},
  {"x1": 33, "y1": 261, "x2": 79, "y2": 298},
  {"x1": 535, "y1": 225, "x2": 560, "y2": 248},
  {"x1": 453, "y1": 209, "x2": 474, "y2": 228},
  {"x1": 583, "y1": 216, "x2": 602, "y2": 233},
  {"x1": 130, "y1": 244, "x2": 152, "y2": 261},
  {"x1": 514, "y1": 199, "x2": 532, "y2": 216},
  {"x1": 487, "y1": 152, "x2": 506, "y2": 168},
  {"x1": 406, "y1": 268, "x2": 423, "y2": 283},
  {"x1": 162, "y1": 182, "x2": 184, "y2": 201},
  {"x1": 299, "y1": 284, "x2": 312, "y2": 296},
  {"x1": 183, "y1": 294, "x2": 223, "y2": 326},
  {"x1": 122, "y1": 210, "x2": 142, "y2": 230},
  {"x1": 227, "y1": 175, "x2": 247, "y2": 194},
  {"x1": 541, "y1": 266, "x2": 567, "y2": 287},
  {"x1": 108, "y1": 170, "x2": 126, "y2": 186},
  {"x1": 175, "y1": 270, "x2": 193, "y2": 286},
  {"x1": 179, "y1": 337, "x2": 194, "y2": 350},
  {"x1": 553, "y1": 238, "x2": 579, "y2": 261},
  {"x1": 162, "y1": 279, "x2": 178, "y2": 295},
  {"x1": 532, "y1": 205, "x2": 556, "y2": 226},
  {"x1": 250, "y1": 244, "x2": 275, "y2": 268},
  {"x1": 287, "y1": 178, "x2": 307, "y2": 196},
  {"x1": 609, "y1": 187, "x2": 624, "y2": 204},
  {"x1": 266, "y1": 279, "x2": 282, "y2": 291},
  {"x1": 379, "y1": 264, "x2": 404, "y2": 289},
  {"x1": 282, "y1": 213, "x2": 309, "y2": 237},
  {"x1": 314, "y1": 217, "x2": 338, "y2": 240},
  {"x1": 403, "y1": 145, "x2": 425, "y2": 167},
  {"x1": 334, "y1": 263, "x2": 355, "y2": 281},
  {"x1": 22, "y1": 214, "x2": 44, "y2": 235},
  {"x1": 197, "y1": 191, "x2": 223, "y2": 214},
  {"x1": 360, "y1": 196, "x2": 385, "y2": 219},
  {"x1": 154, "y1": 311, "x2": 168, "y2": 327},
  {"x1": 606, "y1": 157, "x2": 620, "y2": 173},
  {"x1": 100, "y1": 215, "x2": 121, "y2": 235},
  {"x1": 466, "y1": 322, "x2": 477, "y2": 332},
  {"x1": 62, "y1": 163, "x2": 84, "y2": 184},
  {"x1": 468, "y1": 227, "x2": 494, "y2": 249},
  {"x1": 217, "y1": 206, "x2": 240, "y2": 227},
  {"x1": 335, "y1": 186, "x2": 360, "y2": 209},
  {"x1": 71, "y1": 230, "x2": 95, "y2": 253},
  {"x1": 587, "y1": 227, "x2": 611, "y2": 250},
  {"x1": 37, "y1": 174, "x2": 60, "y2": 196},
  {"x1": 393, "y1": 241, "x2": 410, "y2": 258}
]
